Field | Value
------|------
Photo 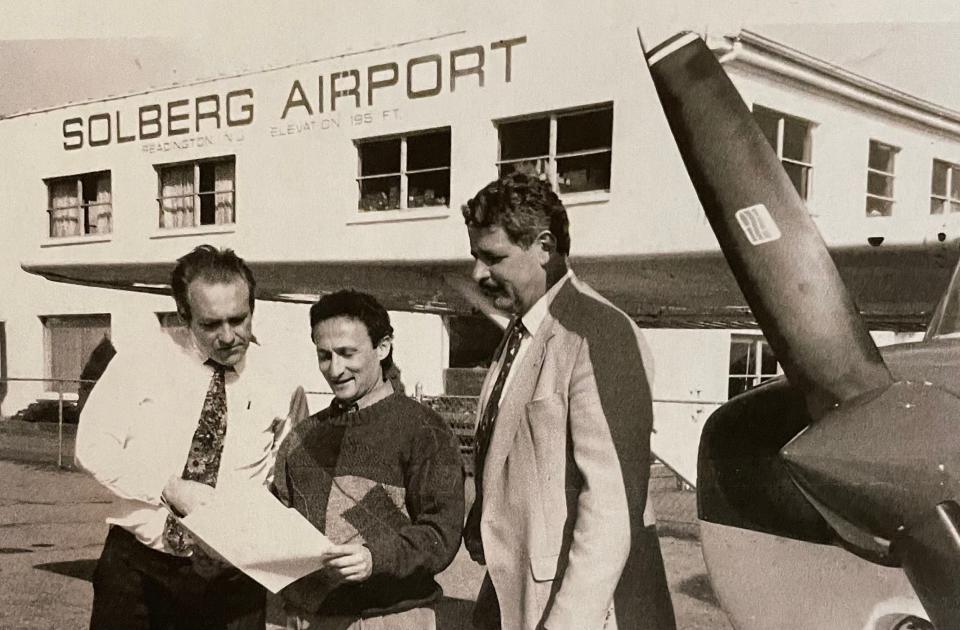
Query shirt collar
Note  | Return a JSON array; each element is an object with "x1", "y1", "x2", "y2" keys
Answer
[
  {"x1": 187, "y1": 334, "x2": 258, "y2": 376},
  {"x1": 520, "y1": 269, "x2": 573, "y2": 338},
  {"x1": 330, "y1": 377, "x2": 394, "y2": 415}
]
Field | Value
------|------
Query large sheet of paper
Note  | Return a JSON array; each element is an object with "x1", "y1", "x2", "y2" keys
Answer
[{"x1": 180, "y1": 487, "x2": 331, "y2": 593}]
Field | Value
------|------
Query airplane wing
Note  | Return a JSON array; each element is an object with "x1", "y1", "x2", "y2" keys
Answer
[{"x1": 22, "y1": 241, "x2": 955, "y2": 331}]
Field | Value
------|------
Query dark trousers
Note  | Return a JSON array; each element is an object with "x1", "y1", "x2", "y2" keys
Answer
[{"x1": 90, "y1": 526, "x2": 266, "y2": 630}]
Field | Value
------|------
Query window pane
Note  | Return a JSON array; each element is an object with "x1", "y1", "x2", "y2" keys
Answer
[
  {"x1": 952, "y1": 201, "x2": 960, "y2": 214},
  {"x1": 160, "y1": 165, "x2": 195, "y2": 229},
  {"x1": 728, "y1": 376, "x2": 752, "y2": 399},
  {"x1": 867, "y1": 172, "x2": 894, "y2": 197},
  {"x1": 213, "y1": 161, "x2": 235, "y2": 224},
  {"x1": 782, "y1": 117, "x2": 811, "y2": 162},
  {"x1": 557, "y1": 152, "x2": 611, "y2": 193},
  {"x1": 499, "y1": 118, "x2": 549, "y2": 160},
  {"x1": 932, "y1": 198, "x2": 946, "y2": 215},
  {"x1": 407, "y1": 130, "x2": 450, "y2": 171},
  {"x1": 160, "y1": 164, "x2": 194, "y2": 194},
  {"x1": 198, "y1": 163, "x2": 217, "y2": 225},
  {"x1": 752, "y1": 106, "x2": 779, "y2": 152},
  {"x1": 556, "y1": 107, "x2": 613, "y2": 154},
  {"x1": 932, "y1": 160, "x2": 949, "y2": 196},
  {"x1": 48, "y1": 178, "x2": 80, "y2": 237},
  {"x1": 358, "y1": 176, "x2": 401, "y2": 211},
  {"x1": 359, "y1": 139, "x2": 401, "y2": 176},
  {"x1": 952, "y1": 166, "x2": 960, "y2": 200},
  {"x1": 728, "y1": 340, "x2": 752, "y2": 377},
  {"x1": 90, "y1": 172, "x2": 112, "y2": 235},
  {"x1": 868, "y1": 141, "x2": 896, "y2": 173},
  {"x1": 407, "y1": 170, "x2": 450, "y2": 208},
  {"x1": 783, "y1": 162, "x2": 810, "y2": 199},
  {"x1": 759, "y1": 343, "x2": 778, "y2": 376},
  {"x1": 499, "y1": 158, "x2": 549, "y2": 180},
  {"x1": 866, "y1": 197, "x2": 893, "y2": 217}
]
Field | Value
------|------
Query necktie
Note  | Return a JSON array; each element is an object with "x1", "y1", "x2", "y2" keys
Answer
[
  {"x1": 163, "y1": 360, "x2": 228, "y2": 555},
  {"x1": 473, "y1": 318, "x2": 526, "y2": 493}
]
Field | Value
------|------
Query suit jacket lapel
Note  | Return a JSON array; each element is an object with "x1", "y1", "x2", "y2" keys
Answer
[{"x1": 482, "y1": 312, "x2": 555, "y2": 492}]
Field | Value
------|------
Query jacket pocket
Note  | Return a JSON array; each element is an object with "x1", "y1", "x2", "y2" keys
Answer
[{"x1": 529, "y1": 553, "x2": 560, "y2": 582}]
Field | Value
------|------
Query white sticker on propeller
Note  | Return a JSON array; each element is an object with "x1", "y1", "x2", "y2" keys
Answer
[{"x1": 735, "y1": 204, "x2": 781, "y2": 245}]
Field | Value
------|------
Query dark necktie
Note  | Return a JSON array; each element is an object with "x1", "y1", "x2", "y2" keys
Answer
[
  {"x1": 473, "y1": 319, "x2": 525, "y2": 493},
  {"x1": 163, "y1": 360, "x2": 228, "y2": 555},
  {"x1": 465, "y1": 319, "x2": 526, "y2": 561}
]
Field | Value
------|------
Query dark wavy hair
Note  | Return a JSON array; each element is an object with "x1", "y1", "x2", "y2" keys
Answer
[
  {"x1": 461, "y1": 171, "x2": 571, "y2": 255},
  {"x1": 309, "y1": 290, "x2": 395, "y2": 376},
  {"x1": 171, "y1": 245, "x2": 256, "y2": 321}
]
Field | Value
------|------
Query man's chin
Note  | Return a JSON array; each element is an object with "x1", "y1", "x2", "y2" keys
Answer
[
  {"x1": 493, "y1": 295, "x2": 517, "y2": 313},
  {"x1": 214, "y1": 348, "x2": 246, "y2": 366}
]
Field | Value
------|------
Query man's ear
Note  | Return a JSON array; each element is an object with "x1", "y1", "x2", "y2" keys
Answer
[
  {"x1": 376, "y1": 335, "x2": 393, "y2": 361},
  {"x1": 536, "y1": 230, "x2": 557, "y2": 264}
]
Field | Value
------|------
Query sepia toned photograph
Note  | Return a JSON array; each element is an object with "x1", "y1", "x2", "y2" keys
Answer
[{"x1": 2, "y1": 1, "x2": 960, "y2": 628}]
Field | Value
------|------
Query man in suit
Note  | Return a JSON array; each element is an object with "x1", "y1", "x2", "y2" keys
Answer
[{"x1": 462, "y1": 172, "x2": 676, "y2": 630}]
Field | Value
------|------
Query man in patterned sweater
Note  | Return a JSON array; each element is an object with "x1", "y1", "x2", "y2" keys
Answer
[{"x1": 273, "y1": 289, "x2": 464, "y2": 630}]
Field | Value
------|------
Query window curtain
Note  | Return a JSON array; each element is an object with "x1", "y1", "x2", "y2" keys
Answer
[
  {"x1": 49, "y1": 180, "x2": 79, "y2": 237},
  {"x1": 160, "y1": 166, "x2": 194, "y2": 228},
  {"x1": 94, "y1": 175, "x2": 112, "y2": 234},
  {"x1": 214, "y1": 161, "x2": 235, "y2": 224}
]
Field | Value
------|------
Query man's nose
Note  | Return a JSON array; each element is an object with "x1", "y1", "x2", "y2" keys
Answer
[
  {"x1": 328, "y1": 353, "x2": 345, "y2": 376},
  {"x1": 472, "y1": 259, "x2": 490, "y2": 284},
  {"x1": 217, "y1": 324, "x2": 236, "y2": 345}
]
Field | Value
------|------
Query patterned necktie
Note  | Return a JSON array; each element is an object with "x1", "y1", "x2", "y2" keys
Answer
[
  {"x1": 163, "y1": 360, "x2": 228, "y2": 555},
  {"x1": 473, "y1": 318, "x2": 526, "y2": 487}
]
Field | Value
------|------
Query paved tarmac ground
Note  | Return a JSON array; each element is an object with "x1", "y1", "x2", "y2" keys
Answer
[{"x1": 0, "y1": 427, "x2": 732, "y2": 630}]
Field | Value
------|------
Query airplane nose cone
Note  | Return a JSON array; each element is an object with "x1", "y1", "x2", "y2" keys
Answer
[{"x1": 781, "y1": 381, "x2": 960, "y2": 540}]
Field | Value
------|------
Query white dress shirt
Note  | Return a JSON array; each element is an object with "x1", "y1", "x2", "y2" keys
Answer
[
  {"x1": 76, "y1": 336, "x2": 296, "y2": 552},
  {"x1": 493, "y1": 269, "x2": 573, "y2": 397}
]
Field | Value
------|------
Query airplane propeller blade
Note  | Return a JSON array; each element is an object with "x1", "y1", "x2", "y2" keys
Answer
[
  {"x1": 640, "y1": 29, "x2": 960, "y2": 627},
  {"x1": 639, "y1": 31, "x2": 892, "y2": 415}
]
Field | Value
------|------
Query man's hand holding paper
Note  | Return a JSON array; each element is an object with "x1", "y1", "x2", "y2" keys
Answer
[{"x1": 178, "y1": 484, "x2": 332, "y2": 593}]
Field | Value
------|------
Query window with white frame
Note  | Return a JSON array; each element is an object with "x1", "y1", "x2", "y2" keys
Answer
[
  {"x1": 46, "y1": 171, "x2": 112, "y2": 238},
  {"x1": 752, "y1": 105, "x2": 813, "y2": 200},
  {"x1": 866, "y1": 140, "x2": 898, "y2": 217},
  {"x1": 156, "y1": 156, "x2": 236, "y2": 228},
  {"x1": 728, "y1": 335, "x2": 780, "y2": 399},
  {"x1": 41, "y1": 314, "x2": 111, "y2": 393},
  {"x1": 497, "y1": 104, "x2": 613, "y2": 195},
  {"x1": 356, "y1": 128, "x2": 451, "y2": 212},
  {"x1": 931, "y1": 159, "x2": 960, "y2": 215}
]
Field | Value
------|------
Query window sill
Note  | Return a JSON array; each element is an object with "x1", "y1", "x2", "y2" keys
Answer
[
  {"x1": 560, "y1": 190, "x2": 610, "y2": 208},
  {"x1": 346, "y1": 207, "x2": 451, "y2": 225},
  {"x1": 37, "y1": 392, "x2": 79, "y2": 402},
  {"x1": 40, "y1": 235, "x2": 112, "y2": 248},
  {"x1": 149, "y1": 225, "x2": 236, "y2": 239}
]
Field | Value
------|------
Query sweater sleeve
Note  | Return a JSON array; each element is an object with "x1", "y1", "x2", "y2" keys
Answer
[{"x1": 365, "y1": 408, "x2": 465, "y2": 579}]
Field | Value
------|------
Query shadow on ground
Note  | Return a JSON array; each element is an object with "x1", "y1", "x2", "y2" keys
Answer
[
  {"x1": 35, "y1": 558, "x2": 97, "y2": 582},
  {"x1": 266, "y1": 594, "x2": 474, "y2": 628}
]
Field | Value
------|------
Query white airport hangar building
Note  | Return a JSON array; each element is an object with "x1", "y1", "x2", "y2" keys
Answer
[{"x1": 2, "y1": 9, "x2": 959, "y2": 482}]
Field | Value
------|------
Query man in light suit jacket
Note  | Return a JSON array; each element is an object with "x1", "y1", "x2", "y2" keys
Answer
[{"x1": 462, "y1": 172, "x2": 676, "y2": 630}]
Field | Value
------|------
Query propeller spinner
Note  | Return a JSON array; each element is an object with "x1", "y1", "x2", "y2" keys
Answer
[{"x1": 640, "y1": 30, "x2": 960, "y2": 629}]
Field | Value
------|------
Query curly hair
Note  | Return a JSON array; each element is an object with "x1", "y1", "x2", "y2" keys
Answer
[
  {"x1": 461, "y1": 171, "x2": 571, "y2": 255},
  {"x1": 309, "y1": 290, "x2": 395, "y2": 375},
  {"x1": 171, "y1": 245, "x2": 256, "y2": 321}
]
